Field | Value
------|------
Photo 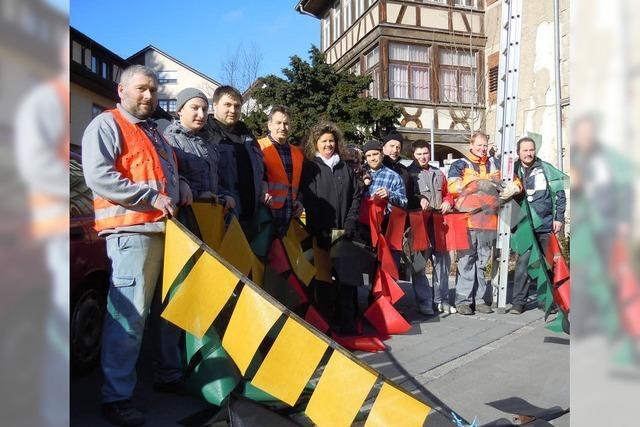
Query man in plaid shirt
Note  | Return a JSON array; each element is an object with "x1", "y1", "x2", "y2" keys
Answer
[{"x1": 362, "y1": 140, "x2": 407, "y2": 209}]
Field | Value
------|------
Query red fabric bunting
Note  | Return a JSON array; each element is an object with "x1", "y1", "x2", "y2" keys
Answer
[
  {"x1": 372, "y1": 268, "x2": 404, "y2": 304},
  {"x1": 287, "y1": 274, "x2": 309, "y2": 305},
  {"x1": 610, "y1": 239, "x2": 640, "y2": 337},
  {"x1": 304, "y1": 305, "x2": 330, "y2": 333},
  {"x1": 331, "y1": 333, "x2": 386, "y2": 352},
  {"x1": 359, "y1": 197, "x2": 387, "y2": 247},
  {"x1": 377, "y1": 235, "x2": 399, "y2": 280},
  {"x1": 385, "y1": 207, "x2": 406, "y2": 251},
  {"x1": 268, "y1": 239, "x2": 291, "y2": 274},
  {"x1": 364, "y1": 296, "x2": 412, "y2": 335},
  {"x1": 545, "y1": 233, "x2": 570, "y2": 313},
  {"x1": 408, "y1": 210, "x2": 430, "y2": 252},
  {"x1": 433, "y1": 213, "x2": 470, "y2": 251}
]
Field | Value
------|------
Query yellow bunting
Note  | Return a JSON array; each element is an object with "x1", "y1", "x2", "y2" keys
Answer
[
  {"x1": 364, "y1": 383, "x2": 431, "y2": 427},
  {"x1": 312, "y1": 238, "x2": 332, "y2": 283},
  {"x1": 191, "y1": 202, "x2": 225, "y2": 250},
  {"x1": 218, "y1": 216, "x2": 253, "y2": 276},
  {"x1": 161, "y1": 252, "x2": 238, "y2": 338},
  {"x1": 162, "y1": 220, "x2": 201, "y2": 301},
  {"x1": 282, "y1": 235, "x2": 316, "y2": 285},
  {"x1": 251, "y1": 255, "x2": 265, "y2": 286},
  {"x1": 306, "y1": 351, "x2": 377, "y2": 427},
  {"x1": 222, "y1": 286, "x2": 281, "y2": 375},
  {"x1": 288, "y1": 219, "x2": 309, "y2": 244},
  {"x1": 252, "y1": 318, "x2": 328, "y2": 406}
]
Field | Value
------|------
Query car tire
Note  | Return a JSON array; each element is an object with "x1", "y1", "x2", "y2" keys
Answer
[{"x1": 71, "y1": 279, "x2": 107, "y2": 376}]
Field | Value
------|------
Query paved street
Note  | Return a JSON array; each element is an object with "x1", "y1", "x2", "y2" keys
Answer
[{"x1": 71, "y1": 279, "x2": 569, "y2": 426}]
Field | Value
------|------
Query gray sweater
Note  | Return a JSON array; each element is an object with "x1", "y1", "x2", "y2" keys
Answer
[{"x1": 81, "y1": 104, "x2": 180, "y2": 235}]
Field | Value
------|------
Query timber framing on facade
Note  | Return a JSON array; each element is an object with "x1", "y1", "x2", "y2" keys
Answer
[{"x1": 296, "y1": 0, "x2": 488, "y2": 160}]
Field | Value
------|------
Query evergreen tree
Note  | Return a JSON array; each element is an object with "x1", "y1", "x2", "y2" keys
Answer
[{"x1": 244, "y1": 46, "x2": 400, "y2": 146}]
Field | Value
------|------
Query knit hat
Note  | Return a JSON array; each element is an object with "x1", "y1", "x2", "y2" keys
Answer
[
  {"x1": 382, "y1": 131, "x2": 404, "y2": 149},
  {"x1": 362, "y1": 139, "x2": 383, "y2": 154},
  {"x1": 176, "y1": 88, "x2": 209, "y2": 113}
]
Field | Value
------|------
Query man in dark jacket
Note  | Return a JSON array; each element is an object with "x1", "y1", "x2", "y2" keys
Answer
[
  {"x1": 511, "y1": 137, "x2": 566, "y2": 314},
  {"x1": 382, "y1": 132, "x2": 413, "y2": 198},
  {"x1": 204, "y1": 85, "x2": 264, "y2": 224}
]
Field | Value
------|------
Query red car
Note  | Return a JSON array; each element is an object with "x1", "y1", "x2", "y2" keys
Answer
[{"x1": 70, "y1": 152, "x2": 110, "y2": 374}]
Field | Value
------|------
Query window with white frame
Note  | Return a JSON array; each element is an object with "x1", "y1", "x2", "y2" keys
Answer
[
  {"x1": 388, "y1": 42, "x2": 431, "y2": 100},
  {"x1": 322, "y1": 13, "x2": 331, "y2": 49},
  {"x1": 159, "y1": 99, "x2": 177, "y2": 113},
  {"x1": 364, "y1": 46, "x2": 380, "y2": 98},
  {"x1": 72, "y1": 41, "x2": 82, "y2": 64},
  {"x1": 158, "y1": 70, "x2": 177, "y2": 84},
  {"x1": 454, "y1": 0, "x2": 478, "y2": 8},
  {"x1": 332, "y1": 4, "x2": 341, "y2": 41},
  {"x1": 438, "y1": 48, "x2": 477, "y2": 104},
  {"x1": 344, "y1": 0, "x2": 352, "y2": 28},
  {"x1": 348, "y1": 61, "x2": 361, "y2": 76},
  {"x1": 112, "y1": 65, "x2": 122, "y2": 83},
  {"x1": 355, "y1": 0, "x2": 364, "y2": 19}
]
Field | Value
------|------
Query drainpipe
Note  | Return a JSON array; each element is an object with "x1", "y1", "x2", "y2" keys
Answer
[{"x1": 553, "y1": 0, "x2": 564, "y2": 172}]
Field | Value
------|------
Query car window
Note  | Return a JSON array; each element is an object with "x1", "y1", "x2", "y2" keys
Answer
[{"x1": 70, "y1": 157, "x2": 94, "y2": 218}]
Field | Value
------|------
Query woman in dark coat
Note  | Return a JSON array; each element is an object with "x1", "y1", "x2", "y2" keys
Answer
[{"x1": 301, "y1": 122, "x2": 362, "y2": 335}]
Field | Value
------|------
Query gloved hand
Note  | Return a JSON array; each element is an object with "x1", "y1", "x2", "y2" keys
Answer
[
  {"x1": 477, "y1": 179, "x2": 498, "y2": 193},
  {"x1": 499, "y1": 181, "x2": 521, "y2": 200}
]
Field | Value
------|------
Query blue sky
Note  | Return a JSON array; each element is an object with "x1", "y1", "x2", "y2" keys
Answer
[{"x1": 70, "y1": 0, "x2": 320, "y2": 83}]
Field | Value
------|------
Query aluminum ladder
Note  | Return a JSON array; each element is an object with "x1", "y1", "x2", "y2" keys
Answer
[{"x1": 492, "y1": 0, "x2": 523, "y2": 312}]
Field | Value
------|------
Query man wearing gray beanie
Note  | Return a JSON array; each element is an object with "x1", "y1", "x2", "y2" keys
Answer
[{"x1": 164, "y1": 87, "x2": 234, "y2": 210}]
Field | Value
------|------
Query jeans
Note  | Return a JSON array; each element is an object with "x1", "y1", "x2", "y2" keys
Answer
[
  {"x1": 455, "y1": 229, "x2": 493, "y2": 306},
  {"x1": 409, "y1": 249, "x2": 451, "y2": 307},
  {"x1": 101, "y1": 233, "x2": 182, "y2": 403},
  {"x1": 512, "y1": 232, "x2": 551, "y2": 306}
]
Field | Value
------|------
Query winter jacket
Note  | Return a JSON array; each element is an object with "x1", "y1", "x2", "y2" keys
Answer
[
  {"x1": 301, "y1": 156, "x2": 362, "y2": 238},
  {"x1": 203, "y1": 116, "x2": 264, "y2": 219},
  {"x1": 516, "y1": 158, "x2": 566, "y2": 234},
  {"x1": 163, "y1": 120, "x2": 225, "y2": 198},
  {"x1": 407, "y1": 161, "x2": 454, "y2": 210},
  {"x1": 383, "y1": 155, "x2": 414, "y2": 205}
]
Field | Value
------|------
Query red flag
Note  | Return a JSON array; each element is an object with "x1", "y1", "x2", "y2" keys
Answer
[
  {"x1": 610, "y1": 239, "x2": 640, "y2": 337},
  {"x1": 331, "y1": 333, "x2": 386, "y2": 352},
  {"x1": 359, "y1": 197, "x2": 387, "y2": 247},
  {"x1": 408, "y1": 210, "x2": 430, "y2": 252},
  {"x1": 304, "y1": 305, "x2": 330, "y2": 333},
  {"x1": 385, "y1": 207, "x2": 406, "y2": 251},
  {"x1": 433, "y1": 213, "x2": 470, "y2": 251},
  {"x1": 268, "y1": 239, "x2": 291, "y2": 274},
  {"x1": 372, "y1": 268, "x2": 404, "y2": 304},
  {"x1": 552, "y1": 257, "x2": 571, "y2": 313},
  {"x1": 545, "y1": 232, "x2": 563, "y2": 267},
  {"x1": 377, "y1": 235, "x2": 399, "y2": 280},
  {"x1": 287, "y1": 274, "x2": 309, "y2": 305},
  {"x1": 364, "y1": 296, "x2": 412, "y2": 335}
]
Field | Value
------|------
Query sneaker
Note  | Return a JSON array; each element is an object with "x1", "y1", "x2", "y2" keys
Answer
[
  {"x1": 475, "y1": 303, "x2": 494, "y2": 314},
  {"x1": 456, "y1": 304, "x2": 473, "y2": 315},
  {"x1": 437, "y1": 302, "x2": 444, "y2": 313},
  {"x1": 510, "y1": 304, "x2": 524, "y2": 314},
  {"x1": 418, "y1": 304, "x2": 435, "y2": 316},
  {"x1": 101, "y1": 400, "x2": 145, "y2": 427},
  {"x1": 153, "y1": 378, "x2": 189, "y2": 396},
  {"x1": 448, "y1": 305, "x2": 457, "y2": 314}
]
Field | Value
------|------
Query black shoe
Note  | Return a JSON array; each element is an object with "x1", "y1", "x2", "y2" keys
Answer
[
  {"x1": 101, "y1": 400, "x2": 145, "y2": 427},
  {"x1": 475, "y1": 303, "x2": 494, "y2": 314},
  {"x1": 153, "y1": 378, "x2": 189, "y2": 396},
  {"x1": 510, "y1": 304, "x2": 524, "y2": 314},
  {"x1": 456, "y1": 304, "x2": 474, "y2": 315}
]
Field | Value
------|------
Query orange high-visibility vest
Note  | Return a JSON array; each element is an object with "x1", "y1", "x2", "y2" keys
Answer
[
  {"x1": 30, "y1": 79, "x2": 69, "y2": 238},
  {"x1": 258, "y1": 137, "x2": 303, "y2": 209},
  {"x1": 92, "y1": 109, "x2": 174, "y2": 231}
]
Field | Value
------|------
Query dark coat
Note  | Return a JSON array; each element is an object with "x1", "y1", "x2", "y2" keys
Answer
[
  {"x1": 203, "y1": 116, "x2": 264, "y2": 219},
  {"x1": 301, "y1": 157, "x2": 362, "y2": 239}
]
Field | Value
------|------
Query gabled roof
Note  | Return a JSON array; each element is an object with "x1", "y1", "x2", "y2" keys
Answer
[{"x1": 127, "y1": 45, "x2": 222, "y2": 86}]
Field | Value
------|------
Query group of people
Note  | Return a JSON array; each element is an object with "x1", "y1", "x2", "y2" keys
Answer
[{"x1": 81, "y1": 65, "x2": 566, "y2": 426}]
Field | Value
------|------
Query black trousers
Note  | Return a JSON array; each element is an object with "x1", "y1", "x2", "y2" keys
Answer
[{"x1": 512, "y1": 232, "x2": 551, "y2": 306}]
